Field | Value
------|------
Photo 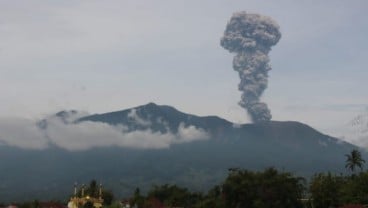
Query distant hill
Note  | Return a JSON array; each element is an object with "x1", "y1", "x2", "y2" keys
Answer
[{"x1": 0, "y1": 103, "x2": 365, "y2": 202}]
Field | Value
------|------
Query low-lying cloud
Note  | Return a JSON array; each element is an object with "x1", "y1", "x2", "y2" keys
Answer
[
  {"x1": 127, "y1": 108, "x2": 152, "y2": 127},
  {"x1": 0, "y1": 113, "x2": 209, "y2": 151},
  {"x1": 0, "y1": 117, "x2": 49, "y2": 149}
]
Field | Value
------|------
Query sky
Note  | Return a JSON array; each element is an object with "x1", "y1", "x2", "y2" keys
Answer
[{"x1": 1, "y1": 0, "x2": 367, "y2": 139}]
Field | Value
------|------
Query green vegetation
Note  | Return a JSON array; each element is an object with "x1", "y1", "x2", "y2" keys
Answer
[
  {"x1": 4, "y1": 150, "x2": 368, "y2": 208},
  {"x1": 309, "y1": 171, "x2": 368, "y2": 208},
  {"x1": 123, "y1": 150, "x2": 368, "y2": 208},
  {"x1": 222, "y1": 168, "x2": 305, "y2": 208},
  {"x1": 345, "y1": 149, "x2": 365, "y2": 174},
  {"x1": 127, "y1": 168, "x2": 305, "y2": 208}
]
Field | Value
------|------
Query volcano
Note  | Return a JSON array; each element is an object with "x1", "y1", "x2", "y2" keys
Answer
[{"x1": 0, "y1": 103, "x2": 363, "y2": 202}]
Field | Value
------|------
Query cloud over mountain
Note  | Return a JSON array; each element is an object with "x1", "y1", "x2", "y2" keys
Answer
[{"x1": 0, "y1": 108, "x2": 209, "y2": 151}]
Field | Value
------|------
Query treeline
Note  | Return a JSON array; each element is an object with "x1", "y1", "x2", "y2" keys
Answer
[
  {"x1": 128, "y1": 167, "x2": 306, "y2": 208},
  {"x1": 7, "y1": 168, "x2": 368, "y2": 208},
  {"x1": 125, "y1": 149, "x2": 367, "y2": 208},
  {"x1": 128, "y1": 169, "x2": 368, "y2": 208},
  {"x1": 5, "y1": 150, "x2": 368, "y2": 208},
  {"x1": 310, "y1": 172, "x2": 368, "y2": 207}
]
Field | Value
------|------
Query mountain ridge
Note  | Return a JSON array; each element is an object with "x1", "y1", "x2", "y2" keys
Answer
[
  {"x1": 77, "y1": 102, "x2": 233, "y2": 133},
  {"x1": 0, "y1": 102, "x2": 365, "y2": 202}
]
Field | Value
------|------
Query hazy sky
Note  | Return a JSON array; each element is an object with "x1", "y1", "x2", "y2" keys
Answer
[{"x1": 1, "y1": 0, "x2": 367, "y2": 135}]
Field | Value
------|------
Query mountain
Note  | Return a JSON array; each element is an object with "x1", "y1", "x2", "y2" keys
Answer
[
  {"x1": 78, "y1": 102, "x2": 232, "y2": 134},
  {"x1": 0, "y1": 103, "x2": 365, "y2": 202}
]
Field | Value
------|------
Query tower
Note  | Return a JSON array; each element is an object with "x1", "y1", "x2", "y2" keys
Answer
[{"x1": 68, "y1": 182, "x2": 104, "y2": 208}]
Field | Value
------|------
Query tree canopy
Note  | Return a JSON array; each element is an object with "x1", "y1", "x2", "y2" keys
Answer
[
  {"x1": 222, "y1": 168, "x2": 305, "y2": 208},
  {"x1": 345, "y1": 149, "x2": 365, "y2": 174}
]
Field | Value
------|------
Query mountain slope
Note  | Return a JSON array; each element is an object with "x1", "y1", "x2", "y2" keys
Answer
[
  {"x1": 0, "y1": 103, "x2": 364, "y2": 202},
  {"x1": 78, "y1": 102, "x2": 233, "y2": 134}
]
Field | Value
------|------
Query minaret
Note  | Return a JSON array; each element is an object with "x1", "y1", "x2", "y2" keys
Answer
[
  {"x1": 81, "y1": 184, "x2": 85, "y2": 197},
  {"x1": 74, "y1": 182, "x2": 77, "y2": 197},
  {"x1": 99, "y1": 183, "x2": 102, "y2": 200}
]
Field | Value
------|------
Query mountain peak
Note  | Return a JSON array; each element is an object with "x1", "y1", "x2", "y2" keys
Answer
[
  {"x1": 144, "y1": 102, "x2": 159, "y2": 107},
  {"x1": 3, "y1": 103, "x2": 363, "y2": 202},
  {"x1": 77, "y1": 103, "x2": 233, "y2": 134},
  {"x1": 75, "y1": 103, "x2": 348, "y2": 148},
  {"x1": 55, "y1": 110, "x2": 78, "y2": 119},
  {"x1": 135, "y1": 102, "x2": 181, "y2": 115}
]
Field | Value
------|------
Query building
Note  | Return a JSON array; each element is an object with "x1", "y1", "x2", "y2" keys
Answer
[{"x1": 68, "y1": 183, "x2": 103, "y2": 208}]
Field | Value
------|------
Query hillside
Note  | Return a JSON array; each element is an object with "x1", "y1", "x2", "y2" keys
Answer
[{"x1": 0, "y1": 103, "x2": 363, "y2": 202}]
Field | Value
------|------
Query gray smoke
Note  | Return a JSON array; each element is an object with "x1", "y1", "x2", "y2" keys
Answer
[{"x1": 221, "y1": 11, "x2": 281, "y2": 123}]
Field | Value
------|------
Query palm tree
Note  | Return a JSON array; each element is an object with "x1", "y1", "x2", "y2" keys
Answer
[{"x1": 345, "y1": 149, "x2": 365, "y2": 174}]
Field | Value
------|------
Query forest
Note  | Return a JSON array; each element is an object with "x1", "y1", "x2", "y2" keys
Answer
[{"x1": 5, "y1": 149, "x2": 367, "y2": 208}]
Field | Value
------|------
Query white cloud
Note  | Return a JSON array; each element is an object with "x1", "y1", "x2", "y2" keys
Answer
[
  {"x1": 0, "y1": 117, "x2": 48, "y2": 149},
  {"x1": 127, "y1": 108, "x2": 151, "y2": 127},
  {"x1": 176, "y1": 123, "x2": 209, "y2": 143},
  {"x1": 0, "y1": 115, "x2": 209, "y2": 151}
]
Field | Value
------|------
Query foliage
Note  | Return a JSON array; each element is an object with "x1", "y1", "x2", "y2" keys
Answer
[
  {"x1": 123, "y1": 168, "x2": 306, "y2": 208},
  {"x1": 18, "y1": 200, "x2": 40, "y2": 208},
  {"x1": 102, "y1": 190, "x2": 115, "y2": 206},
  {"x1": 14, "y1": 164, "x2": 368, "y2": 208},
  {"x1": 309, "y1": 173, "x2": 345, "y2": 208},
  {"x1": 131, "y1": 188, "x2": 145, "y2": 208},
  {"x1": 308, "y1": 150, "x2": 368, "y2": 208},
  {"x1": 196, "y1": 185, "x2": 225, "y2": 208},
  {"x1": 222, "y1": 168, "x2": 305, "y2": 208},
  {"x1": 345, "y1": 149, "x2": 365, "y2": 174},
  {"x1": 146, "y1": 184, "x2": 195, "y2": 207},
  {"x1": 310, "y1": 171, "x2": 368, "y2": 207}
]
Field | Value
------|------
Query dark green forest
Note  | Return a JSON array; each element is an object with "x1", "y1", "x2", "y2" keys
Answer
[{"x1": 4, "y1": 149, "x2": 368, "y2": 208}]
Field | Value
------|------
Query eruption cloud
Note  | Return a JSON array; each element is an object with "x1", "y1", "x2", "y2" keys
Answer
[{"x1": 221, "y1": 11, "x2": 281, "y2": 123}]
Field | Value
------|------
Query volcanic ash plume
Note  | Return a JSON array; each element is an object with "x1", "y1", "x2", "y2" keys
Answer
[{"x1": 221, "y1": 11, "x2": 281, "y2": 123}]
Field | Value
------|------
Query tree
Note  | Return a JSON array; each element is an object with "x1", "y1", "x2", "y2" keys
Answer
[
  {"x1": 310, "y1": 171, "x2": 368, "y2": 207},
  {"x1": 222, "y1": 168, "x2": 305, "y2": 208},
  {"x1": 198, "y1": 186, "x2": 225, "y2": 208},
  {"x1": 131, "y1": 188, "x2": 145, "y2": 208},
  {"x1": 88, "y1": 180, "x2": 98, "y2": 198},
  {"x1": 345, "y1": 149, "x2": 365, "y2": 174},
  {"x1": 147, "y1": 184, "x2": 193, "y2": 207},
  {"x1": 339, "y1": 171, "x2": 368, "y2": 205},
  {"x1": 309, "y1": 173, "x2": 344, "y2": 208}
]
